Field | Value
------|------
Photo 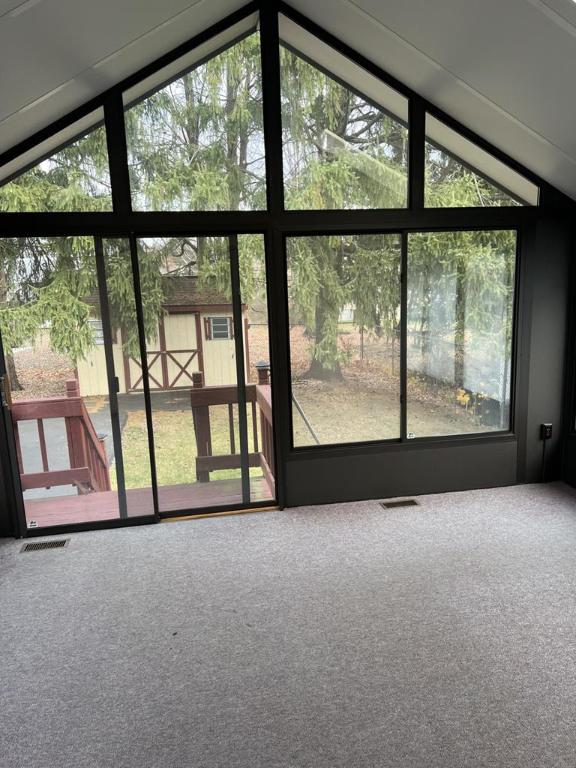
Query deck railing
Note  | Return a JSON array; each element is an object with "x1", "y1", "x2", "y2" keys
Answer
[
  {"x1": 11, "y1": 379, "x2": 111, "y2": 495},
  {"x1": 190, "y1": 367, "x2": 275, "y2": 498}
]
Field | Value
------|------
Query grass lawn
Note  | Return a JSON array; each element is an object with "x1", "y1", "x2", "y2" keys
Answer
[{"x1": 110, "y1": 403, "x2": 262, "y2": 491}]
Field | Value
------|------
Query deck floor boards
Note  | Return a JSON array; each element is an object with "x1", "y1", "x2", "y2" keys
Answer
[{"x1": 24, "y1": 477, "x2": 272, "y2": 528}]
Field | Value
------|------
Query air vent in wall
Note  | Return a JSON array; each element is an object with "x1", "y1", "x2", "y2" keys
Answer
[
  {"x1": 380, "y1": 499, "x2": 419, "y2": 509},
  {"x1": 21, "y1": 539, "x2": 69, "y2": 553}
]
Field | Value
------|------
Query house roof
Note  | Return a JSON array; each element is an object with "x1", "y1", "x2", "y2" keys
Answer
[
  {"x1": 84, "y1": 276, "x2": 232, "y2": 310},
  {"x1": 162, "y1": 276, "x2": 231, "y2": 308},
  {"x1": 1, "y1": 0, "x2": 576, "y2": 198}
]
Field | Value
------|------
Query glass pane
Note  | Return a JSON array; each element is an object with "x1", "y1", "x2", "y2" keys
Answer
[
  {"x1": 0, "y1": 237, "x2": 120, "y2": 529},
  {"x1": 124, "y1": 33, "x2": 266, "y2": 211},
  {"x1": 238, "y1": 235, "x2": 274, "y2": 502},
  {"x1": 0, "y1": 123, "x2": 112, "y2": 212},
  {"x1": 286, "y1": 234, "x2": 401, "y2": 447},
  {"x1": 407, "y1": 230, "x2": 516, "y2": 437},
  {"x1": 136, "y1": 236, "x2": 244, "y2": 512},
  {"x1": 280, "y1": 29, "x2": 408, "y2": 210},
  {"x1": 425, "y1": 116, "x2": 538, "y2": 207},
  {"x1": 102, "y1": 240, "x2": 155, "y2": 517}
]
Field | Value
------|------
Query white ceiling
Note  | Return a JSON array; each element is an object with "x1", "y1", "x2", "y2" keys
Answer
[{"x1": 1, "y1": 0, "x2": 576, "y2": 199}]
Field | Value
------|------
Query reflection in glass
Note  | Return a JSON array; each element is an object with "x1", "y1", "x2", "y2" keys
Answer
[
  {"x1": 286, "y1": 234, "x2": 401, "y2": 446},
  {"x1": 407, "y1": 231, "x2": 516, "y2": 437},
  {"x1": 281, "y1": 44, "x2": 408, "y2": 210}
]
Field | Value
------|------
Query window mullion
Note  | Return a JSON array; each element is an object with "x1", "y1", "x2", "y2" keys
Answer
[
  {"x1": 104, "y1": 92, "x2": 132, "y2": 215},
  {"x1": 408, "y1": 96, "x2": 425, "y2": 210},
  {"x1": 259, "y1": 1, "x2": 284, "y2": 216}
]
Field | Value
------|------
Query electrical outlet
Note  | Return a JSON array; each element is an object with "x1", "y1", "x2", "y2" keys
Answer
[{"x1": 541, "y1": 423, "x2": 553, "y2": 440}]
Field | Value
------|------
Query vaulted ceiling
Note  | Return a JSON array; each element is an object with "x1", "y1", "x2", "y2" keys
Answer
[{"x1": 1, "y1": 0, "x2": 575, "y2": 198}]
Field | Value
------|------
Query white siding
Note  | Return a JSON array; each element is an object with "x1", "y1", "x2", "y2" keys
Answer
[
  {"x1": 76, "y1": 309, "x2": 244, "y2": 394},
  {"x1": 76, "y1": 333, "x2": 126, "y2": 397},
  {"x1": 202, "y1": 312, "x2": 237, "y2": 386}
]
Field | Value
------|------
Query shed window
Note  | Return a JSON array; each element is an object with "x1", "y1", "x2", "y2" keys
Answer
[
  {"x1": 207, "y1": 316, "x2": 232, "y2": 340},
  {"x1": 89, "y1": 319, "x2": 105, "y2": 345}
]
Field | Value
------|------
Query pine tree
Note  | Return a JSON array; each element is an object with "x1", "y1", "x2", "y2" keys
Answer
[{"x1": 0, "y1": 32, "x2": 517, "y2": 389}]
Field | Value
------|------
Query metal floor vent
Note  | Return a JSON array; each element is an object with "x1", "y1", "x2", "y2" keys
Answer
[
  {"x1": 21, "y1": 539, "x2": 69, "y2": 553},
  {"x1": 380, "y1": 499, "x2": 419, "y2": 509}
]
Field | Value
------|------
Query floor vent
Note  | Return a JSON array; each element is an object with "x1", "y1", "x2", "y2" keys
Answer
[
  {"x1": 21, "y1": 539, "x2": 69, "y2": 553},
  {"x1": 380, "y1": 499, "x2": 419, "y2": 509}
]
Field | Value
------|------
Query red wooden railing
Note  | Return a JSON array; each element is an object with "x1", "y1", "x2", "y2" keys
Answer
[
  {"x1": 11, "y1": 379, "x2": 111, "y2": 495},
  {"x1": 256, "y1": 365, "x2": 274, "y2": 494},
  {"x1": 190, "y1": 367, "x2": 275, "y2": 498}
]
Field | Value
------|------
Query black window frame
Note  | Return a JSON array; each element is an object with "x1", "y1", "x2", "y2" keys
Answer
[
  {"x1": 282, "y1": 226, "x2": 520, "y2": 454},
  {"x1": 0, "y1": 0, "x2": 552, "y2": 536}
]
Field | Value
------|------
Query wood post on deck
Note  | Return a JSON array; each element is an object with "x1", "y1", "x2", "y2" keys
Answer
[
  {"x1": 66, "y1": 379, "x2": 80, "y2": 398},
  {"x1": 191, "y1": 372, "x2": 211, "y2": 482},
  {"x1": 64, "y1": 379, "x2": 86, "y2": 489},
  {"x1": 255, "y1": 361, "x2": 270, "y2": 385}
]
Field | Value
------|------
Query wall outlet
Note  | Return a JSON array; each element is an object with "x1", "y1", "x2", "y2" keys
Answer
[{"x1": 541, "y1": 423, "x2": 553, "y2": 440}]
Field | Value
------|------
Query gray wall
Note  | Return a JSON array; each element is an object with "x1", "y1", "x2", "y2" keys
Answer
[
  {"x1": 286, "y1": 439, "x2": 517, "y2": 506},
  {"x1": 516, "y1": 215, "x2": 571, "y2": 483}
]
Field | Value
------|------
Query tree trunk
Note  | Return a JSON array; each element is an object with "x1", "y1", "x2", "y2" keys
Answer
[
  {"x1": 307, "y1": 357, "x2": 342, "y2": 381},
  {"x1": 0, "y1": 261, "x2": 23, "y2": 391},
  {"x1": 306, "y1": 298, "x2": 343, "y2": 381},
  {"x1": 5, "y1": 351, "x2": 22, "y2": 392}
]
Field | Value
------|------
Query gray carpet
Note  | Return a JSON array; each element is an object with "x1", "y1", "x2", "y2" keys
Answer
[{"x1": 2, "y1": 483, "x2": 576, "y2": 768}]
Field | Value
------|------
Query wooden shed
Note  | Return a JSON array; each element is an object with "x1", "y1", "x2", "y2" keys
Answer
[{"x1": 76, "y1": 277, "x2": 249, "y2": 396}]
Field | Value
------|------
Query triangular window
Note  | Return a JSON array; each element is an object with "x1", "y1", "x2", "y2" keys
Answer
[
  {"x1": 0, "y1": 112, "x2": 111, "y2": 212},
  {"x1": 123, "y1": 21, "x2": 266, "y2": 212},
  {"x1": 280, "y1": 16, "x2": 409, "y2": 210},
  {"x1": 425, "y1": 115, "x2": 538, "y2": 207}
]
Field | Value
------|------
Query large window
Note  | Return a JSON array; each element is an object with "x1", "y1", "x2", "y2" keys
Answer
[
  {"x1": 0, "y1": 236, "x2": 154, "y2": 529},
  {"x1": 407, "y1": 230, "x2": 516, "y2": 437},
  {"x1": 286, "y1": 230, "x2": 517, "y2": 447},
  {"x1": 287, "y1": 234, "x2": 401, "y2": 446},
  {"x1": 0, "y1": 5, "x2": 537, "y2": 531},
  {"x1": 132, "y1": 234, "x2": 274, "y2": 513}
]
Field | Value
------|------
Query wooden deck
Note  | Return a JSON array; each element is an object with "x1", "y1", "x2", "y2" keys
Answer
[{"x1": 24, "y1": 477, "x2": 272, "y2": 528}]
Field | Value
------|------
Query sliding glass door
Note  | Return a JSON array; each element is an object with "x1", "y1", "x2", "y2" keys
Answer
[
  {"x1": 0, "y1": 236, "x2": 155, "y2": 531},
  {"x1": 0, "y1": 232, "x2": 276, "y2": 531},
  {"x1": 132, "y1": 233, "x2": 275, "y2": 514}
]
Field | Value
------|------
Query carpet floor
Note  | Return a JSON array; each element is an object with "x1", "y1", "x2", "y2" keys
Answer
[{"x1": 2, "y1": 483, "x2": 576, "y2": 768}]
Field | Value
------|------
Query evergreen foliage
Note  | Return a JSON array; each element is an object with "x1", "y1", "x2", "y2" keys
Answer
[{"x1": 0, "y1": 31, "x2": 520, "y2": 384}]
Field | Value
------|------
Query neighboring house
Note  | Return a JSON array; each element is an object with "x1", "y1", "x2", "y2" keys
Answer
[
  {"x1": 339, "y1": 304, "x2": 355, "y2": 323},
  {"x1": 76, "y1": 276, "x2": 249, "y2": 396}
]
